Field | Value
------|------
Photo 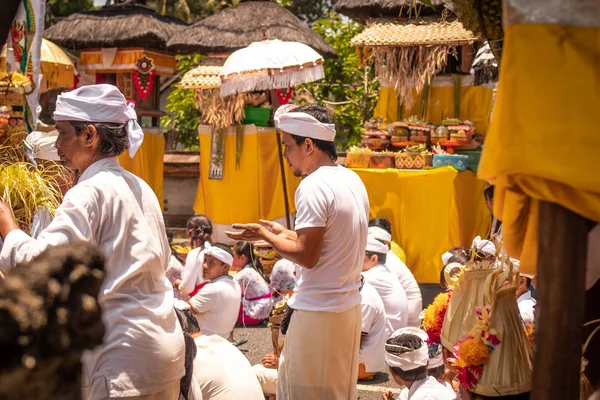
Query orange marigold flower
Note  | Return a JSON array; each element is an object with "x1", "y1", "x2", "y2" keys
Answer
[{"x1": 458, "y1": 338, "x2": 489, "y2": 366}]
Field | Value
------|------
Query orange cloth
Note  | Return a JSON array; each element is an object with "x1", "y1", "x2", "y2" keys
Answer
[{"x1": 478, "y1": 23, "x2": 600, "y2": 275}]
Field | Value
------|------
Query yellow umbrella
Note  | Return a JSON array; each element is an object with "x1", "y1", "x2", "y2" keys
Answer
[{"x1": 1, "y1": 38, "x2": 74, "y2": 92}]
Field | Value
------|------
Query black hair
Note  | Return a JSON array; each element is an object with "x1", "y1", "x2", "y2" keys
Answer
[
  {"x1": 428, "y1": 364, "x2": 445, "y2": 380},
  {"x1": 187, "y1": 215, "x2": 213, "y2": 234},
  {"x1": 71, "y1": 121, "x2": 129, "y2": 157},
  {"x1": 369, "y1": 218, "x2": 392, "y2": 235},
  {"x1": 366, "y1": 251, "x2": 387, "y2": 265},
  {"x1": 386, "y1": 334, "x2": 428, "y2": 382},
  {"x1": 471, "y1": 393, "x2": 530, "y2": 400},
  {"x1": 174, "y1": 307, "x2": 200, "y2": 335},
  {"x1": 439, "y1": 247, "x2": 471, "y2": 288},
  {"x1": 288, "y1": 104, "x2": 337, "y2": 162},
  {"x1": 484, "y1": 185, "x2": 495, "y2": 201},
  {"x1": 234, "y1": 241, "x2": 270, "y2": 284}
]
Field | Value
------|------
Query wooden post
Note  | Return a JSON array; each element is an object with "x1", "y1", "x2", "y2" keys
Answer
[{"x1": 532, "y1": 201, "x2": 588, "y2": 400}]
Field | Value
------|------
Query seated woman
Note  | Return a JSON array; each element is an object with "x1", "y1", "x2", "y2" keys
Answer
[{"x1": 233, "y1": 241, "x2": 274, "y2": 326}]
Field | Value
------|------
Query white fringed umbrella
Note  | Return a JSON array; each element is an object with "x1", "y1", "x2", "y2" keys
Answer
[{"x1": 219, "y1": 39, "x2": 325, "y2": 97}]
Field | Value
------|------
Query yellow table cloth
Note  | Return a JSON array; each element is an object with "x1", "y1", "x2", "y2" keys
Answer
[
  {"x1": 352, "y1": 167, "x2": 491, "y2": 283},
  {"x1": 118, "y1": 129, "x2": 165, "y2": 210},
  {"x1": 478, "y1": 13, "x2": 600, "y2": 275}
]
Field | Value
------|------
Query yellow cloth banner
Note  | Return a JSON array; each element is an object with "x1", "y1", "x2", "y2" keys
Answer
[
  {"x1": 118, "y1": 130, "x2": 165, "y2": 210},
  {"x1": 193, "y1": 125, "x2": 301, "y2": 225},
  {"x1": 478, "y1": 23, "x2": 600, "y2": 275},
  {"x1": 352, "y1": 167, "x2": 491, "y2": 283},
  {"x1": 374, "y1": 84, "x2": 494, "y2": 134}
]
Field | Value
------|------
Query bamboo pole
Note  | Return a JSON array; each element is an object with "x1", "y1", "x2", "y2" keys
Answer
[{"x1": 532, "y1": 201, "x2": 588, "y2": 400}]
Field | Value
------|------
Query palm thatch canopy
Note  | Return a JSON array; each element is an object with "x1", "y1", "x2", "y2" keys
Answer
[
  {"x1": 167, "y1": 1, "x2": 336, "y2": 58},
  {"x1": 44, "y1": 4, "x2": 186, "y2": 51},
  {"x1": 334, "y1": 0, "x2": 445, "y2": 22}
]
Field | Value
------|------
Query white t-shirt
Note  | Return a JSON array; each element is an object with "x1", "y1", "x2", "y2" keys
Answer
[
  {"x1": 517, "y1": 291, "x2": 536, "y2": 325},
  {"x1": 360, "y1": 280, "x2": 387, "y2": 373},
  {"x1": 398, "y1": 376, "x2": 456, "y2": 400},
  {"x1": 189, "y1": 275, "x2": 241, "y2": 338},
  {"x1": 289, "y1": 165, "x2": 370, "y2": 313},
  {"x1": 386, "y1": 251, "x2": 423, "y2": 327},
  {"x1": 180, "y1": 246, "x2": 206, "y2": 294},
  {"x1": 191, "y1": 335, "x2": 264, "y2": 400},
  {"x1": 362, "y1": 264, "x2": 409, "y2": 337}
]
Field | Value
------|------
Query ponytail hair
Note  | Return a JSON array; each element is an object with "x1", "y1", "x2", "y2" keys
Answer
[{"x1": 234, "y1": 241, "x2": 270, "y2": 284}]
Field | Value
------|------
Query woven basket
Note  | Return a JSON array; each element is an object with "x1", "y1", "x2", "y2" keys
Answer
[
  {"x1": 345, "y1": 152, "x2": 371, "y2": 168},
  {"x1": 261, "y1": 258, "x2": 277, "y2": 276}
]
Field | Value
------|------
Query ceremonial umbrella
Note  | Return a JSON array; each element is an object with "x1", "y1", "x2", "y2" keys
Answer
[
  {"x1": 1, "y1": 38, "x2": 75, "y2": 92},
  {"x1": 219, "y1": 39, "x2": 325, "y2": 97}
]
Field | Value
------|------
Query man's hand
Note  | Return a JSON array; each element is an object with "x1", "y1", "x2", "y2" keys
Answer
[
  {"x1": 0, "y1": 200, "x2": 19, "y2": 239},
  {"x1": 173, "y1": 279, "x2": 182, "y2": 288},
  {"x1": 225, "y1": 223, "x2": 269, "y2": 242},
  {"x1": 261, "y1": 352, "x2": 279, "y2": 369},
  {"x1": 259, "y1": 220, "x2": 286, "y2": 235},
  {"x1": 382, "y1": 390, "x2": 395, "y2": 400}
]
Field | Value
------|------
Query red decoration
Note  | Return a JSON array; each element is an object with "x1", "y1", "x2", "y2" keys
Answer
[
  {"x1": 275, "y1": 87, "x2": 294, "y2": 105},
  {"x1": 133, "y1": 69, "x2": 156, "y2": 101}
]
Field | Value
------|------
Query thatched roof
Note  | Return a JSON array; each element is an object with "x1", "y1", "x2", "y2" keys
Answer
[
  {"x1": 44, "y1": 4, "x2": 186, "y2": 51},
  {"x1": 167, "y1": 1, "x2": 336, "y2": 58},
  {"x1": 179, "y1": 66, "x2": 222, "y2": 89},
  {"x1": 334, "y1": 0, "x2": 445, "y2": 22},
  {"x1": 350, "y1": 18, "x2": 478, "y2": 47}
]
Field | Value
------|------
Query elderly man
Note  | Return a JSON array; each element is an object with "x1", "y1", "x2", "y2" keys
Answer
[
  {"x1": 0, "y1": 84, "x2": 185, "y2": 400},
  {"x1": 226, "y1": 104, "x2": 369, "y2": 400}
]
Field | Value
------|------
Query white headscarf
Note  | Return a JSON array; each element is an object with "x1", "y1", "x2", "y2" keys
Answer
[
  {"x1": 24, "y1": 130, "x2": 60, "y2": 162},
  {"x1": 204, "y1": 242, "x2": 233, "y2": 266},
  {"x1": 368, "y1": 226, "x2": 392, "y2": 244},
  {"x1": 274, "y1": 104, "x2": 336, "y2": 142},
  {"x1": 53, "y1": 84, "x2": 144, "y2": 157},
  {"x1": 366, "y1": 234, "x2": 389, "y2": 254},
  {"x1": 385, "y1": 327, "x2": 429, "y2": 371},
  {"x1": 472, "y1": 236, "x2": 496, "y2": 257}
]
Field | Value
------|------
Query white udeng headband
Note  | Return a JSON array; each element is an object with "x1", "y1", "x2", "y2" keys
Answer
[
  {"x1": 54, "y1": 84, "x2": 144, "y2": 158},
  {"x1": 366, "y1": 234, "x2": 389, "y2": 254},
  {"x1": 441, "y1": 251, "x2": 454, "y2": 266},
  {"x1": 274, "y1": 104, "x2": 336, "y2": 142},
  {"x1": 204, "y1": 243, "x2": 233, "y2": 266},
  {"x1": 24, "y1": 131, "x2": 60, "y2": 162},
  {"x1": 472, "y1": 236, "x2": 496, "y2": 257},
  {"x1": 385, "y1": 344, "x2": 429, "y2": 371},
  {"x1": 368, "y1": 226, "x2": 392, "y2": 243}
]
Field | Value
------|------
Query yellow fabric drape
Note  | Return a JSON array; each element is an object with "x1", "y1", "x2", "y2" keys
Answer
[
  {"x1": 79, "y1": 49, "x2": 176, "y2": 75},
  {"x1": 352, "y1": 167, "x2": 490, "y2": 283},
  {"x1": 373, "y1": 85, "x2": 494, "y2": 134},
  {"x1": 478, "y1": 23, "x2": 600, "y2": 275},
  {"x1": 118, "y1": 130, "x2": 165, "y2": 210},
  {"x1": 391, "y1": 240, "x2": 407, "y2": 264},
  {"x1": 193, "y1": 125, "x2": 301, "y2": 225}
]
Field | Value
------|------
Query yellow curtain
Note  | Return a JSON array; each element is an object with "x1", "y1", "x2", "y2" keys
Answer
[
  {"x1": 79, "y1": 48, "x2": 176, "y2": 75},
  {"x1": 373, "y1": 84, "x2": 494, "y2": 134},
  {"x1": 352, "y1": 167, "x2": 491, "y2": 283},
  {"x1": 478, "y1": 23, "x2": 600, "y2": 275},
  {"x1": 193, "y1": 125, "x2": 301, "y2": 225},
  {"x1": 118, "y1": 130, "x2": 165, "y2": 210}
]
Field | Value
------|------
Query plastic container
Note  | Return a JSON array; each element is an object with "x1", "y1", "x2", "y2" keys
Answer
[
  {"x1": 242, "y1": 107, "x2": 271, "y2": 127},
  {"x1": 456, "y1": 150, "x2": 482, "y2": 172}
]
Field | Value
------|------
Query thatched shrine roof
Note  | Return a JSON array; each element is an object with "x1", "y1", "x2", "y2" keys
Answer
[
  {"x1": 179, "y1": 65, "x2": 222, "y2": 89},
  {"x1": 166, "y1": 1, "x2": 336, "y2": 58},
  {"x1": 334, "y1": 0, "x2": 445, "y2": 22},
  {"x1": 350, "y1": 18, "x2": 478, "y2": 47},
  {"x1": 44, "y1": 4, "x2": 186, "y2": 51}
]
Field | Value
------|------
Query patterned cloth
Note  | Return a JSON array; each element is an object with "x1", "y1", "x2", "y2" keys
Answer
[
  {"x1": 166, "y1": 254, "x2": 188, "y2": 301},
  {"x1": 270, "y1": 259, "x2": 296, "y2": 301},
  {"x1": 235, "y1": 264, "x2": 274, "y2": 323}
]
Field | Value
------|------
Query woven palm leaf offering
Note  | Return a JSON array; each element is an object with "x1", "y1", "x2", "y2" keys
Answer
[{"x1": 0, "y1": 147, "x2": 67, "y2": 232}]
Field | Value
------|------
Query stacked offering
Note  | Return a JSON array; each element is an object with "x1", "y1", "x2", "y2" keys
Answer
[{"x1": 361, "y1": 119, "x2": 390, "y2": 150}]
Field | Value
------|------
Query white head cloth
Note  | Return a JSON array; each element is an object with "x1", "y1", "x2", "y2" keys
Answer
[
  {"x1": 368, "y1": 226, "x2": 392, "y2": 244},
  {"x1": 472, "y1": 236, "x2": 496, "y2": 257},
  {"x1": 510, "y1": 257, "x2": 535, "y2": 279},
  {"x1": 24, "y1": 130, "x2": 60, "y2": 162},
  {"x1": 441, "y1": 251, "x2": 454, "y2": 266},
  {"x1": 53, "y1": 84, "x2": 144, "y2": 157},
  {"x1": 274, "y1": 104, "x2": 336, "y2": 142},
  {"x1": 386, "y1": 327, "x2": 429, "y2": 371},
  {"x1": 204, "y1": 242, "x2": 233, "y2": 266},
  {"x1": 366, "y1": 234, "x2": 389, "y2": 254}
]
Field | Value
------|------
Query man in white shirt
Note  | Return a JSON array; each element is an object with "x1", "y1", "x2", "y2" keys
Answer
[
  {"x1": 368, "y1": 225, "x2": 422, "y2": 327},
  {"x1": 516, "y1": 275, "x2": 536, "y2": 325},
  {"x1": 226, "y1": 104, "x2": 369, "y2": 400},
  {"x1": 383, "y1": 328, "x2": 455, "y2": 400},
  {"x1": 188, "y1": 243, "x2": 241, "y2": 339},
  {"x1": 358, "y1": 277, "x2": 386, "y2": 380},
  {"x1": 0, "y1": 84, "x2": 184, "y2": 399},
  {"x1": 362, "y1": 235, "x2": 409, "y2": 337}
]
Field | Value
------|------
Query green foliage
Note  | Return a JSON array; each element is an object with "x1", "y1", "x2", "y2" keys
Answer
[
  {"x1": 298, "y1": 14, "x2": 379, "y2": 150},
  {"x1": 47, "y1": 0, "x2": 93, "y2": 23},
  {"x1": 274, "y1": 0, "x2": 331, "y2": 25},
  {"x1": 161, "y1": 54, "x2": 204, "y2": 149}
]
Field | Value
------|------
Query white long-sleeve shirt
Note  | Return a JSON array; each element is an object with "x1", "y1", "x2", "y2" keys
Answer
[
  {"x1": 385, "y1": 251, "x2": 423, "y2": 327},
  {"x1": 0, "y1": 157, "x2": 185, "y2": 398}
]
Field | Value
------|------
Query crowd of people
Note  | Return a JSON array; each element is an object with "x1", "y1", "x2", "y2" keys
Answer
[{"x1": 0, "y1": 83, "x2": 587, "y2": 400}]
